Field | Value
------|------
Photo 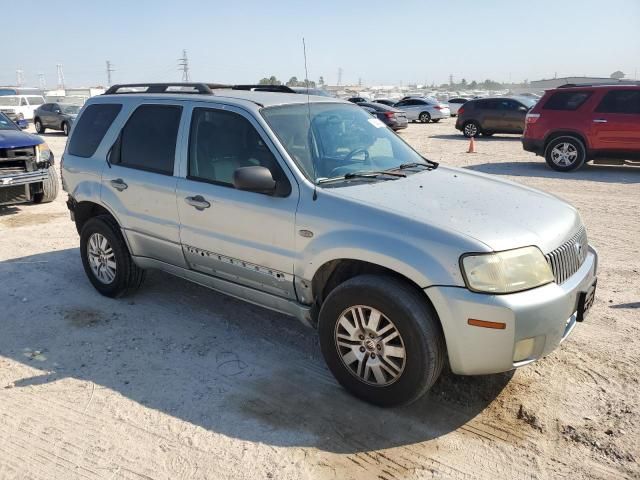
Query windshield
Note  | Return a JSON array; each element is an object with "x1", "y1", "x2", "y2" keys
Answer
[
  {"x1": 0, "y1": 113, "x2": 19, "y2": 131},
  {"x1": 60, "y1": 104, "x2": 81, "y2": 114},
  {"x1": 0, "y1": 97, "x2": 20, "y2": 106},
  {"x1": 262, "y1": 103, "x2": 430, "y2": 183}
]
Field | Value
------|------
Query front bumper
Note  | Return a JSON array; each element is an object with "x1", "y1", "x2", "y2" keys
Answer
[
  {"x1": 0, "y1": 169, "x2": 49, "y2": 187},
  {"x1": 426, "y1": 246, "x2": 598, "y2": 375}
]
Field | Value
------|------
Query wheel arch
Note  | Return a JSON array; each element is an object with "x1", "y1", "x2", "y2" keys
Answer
[
  {"x1": 73, "y1": 200, "x2": 122, "y2": 235},
  {"x1": 544, "y1": 130, "x2": 590, "y2": 154}
]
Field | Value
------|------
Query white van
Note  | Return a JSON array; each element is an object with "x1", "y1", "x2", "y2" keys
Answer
[{"x1": 0, "y1": 95, "x2": 46, "y2": 121}]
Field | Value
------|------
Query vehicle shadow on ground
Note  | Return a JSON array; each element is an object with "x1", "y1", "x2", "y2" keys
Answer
[
  {"x1": 0, "y1": 248, "x2": 514, "y2": 454},
  {"x1": 0, "y1": 206, "x2": 20, "y2": 217},
  {"x1": 430, "y1": 134, "x2": 523, "y2": 142},
  {"x1": 465, "y1": 161, "x2": 640, "y2": 184}
]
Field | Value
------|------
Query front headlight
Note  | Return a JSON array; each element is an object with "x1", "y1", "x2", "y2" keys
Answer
[
  {"x1": 461, "y1": 246, "x2": 554, "y2": 294},
  {"x1": 36, "y1": 143, "x2": 52, "y2": 163}
]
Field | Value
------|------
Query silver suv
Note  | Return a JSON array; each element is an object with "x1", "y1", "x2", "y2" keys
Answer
[{"x1": 61, "y1": 83, "x2": 598, "y2": 406}]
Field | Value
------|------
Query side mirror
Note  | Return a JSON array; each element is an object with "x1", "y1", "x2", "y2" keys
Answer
[
  {"x1": 233, "y1": 166, "x2": 277, "y2": 194},
  {"x1": 518, "y1": 106, "x2": 528, "y2": 112},
  {"x1": 54, "y1": 109, "x2": 62, "y2": 114}
]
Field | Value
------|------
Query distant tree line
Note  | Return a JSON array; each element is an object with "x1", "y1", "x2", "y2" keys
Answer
[
  {"x1": 439, "y1": 78, "x2": 506, "y2": 90},
  {"x1": 258, "y1": 76, "x2": 317, "y2": 88}
]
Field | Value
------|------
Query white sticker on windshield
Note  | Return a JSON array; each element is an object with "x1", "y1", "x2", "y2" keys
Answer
[{"x1": 368, "y1": 118, "x2": 386, "y2": 128}]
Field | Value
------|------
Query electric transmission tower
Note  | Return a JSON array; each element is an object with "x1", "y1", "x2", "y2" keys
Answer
[
  {"x1": 178, "y1": 50, "x2": 190, "y2": 82},
  {"x1": 16, "y1": 69, "x2": 24, "y2": 87},
  {"x1": 106, "y1": 60, "x2": 115, "y2": 86},
  {"x1": 38, "y1": 73, "x2": 46, "y2": 90},
  {"x1": 56, "y1": 64, "x2": 65, "y2": 90}
]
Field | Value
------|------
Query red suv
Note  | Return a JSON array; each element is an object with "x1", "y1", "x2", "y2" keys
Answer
[{"x1": 522, "y1": 84, "x2": 640, "y2": 171}]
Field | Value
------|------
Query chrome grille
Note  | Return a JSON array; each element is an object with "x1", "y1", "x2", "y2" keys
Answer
[{"x1": 545, "y1": 227, "x2": 588, "y2": 284}]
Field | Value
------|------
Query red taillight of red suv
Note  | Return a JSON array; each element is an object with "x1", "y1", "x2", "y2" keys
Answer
[{"x1": 526, "y1": 113, "x2": 541, "y2": 124}]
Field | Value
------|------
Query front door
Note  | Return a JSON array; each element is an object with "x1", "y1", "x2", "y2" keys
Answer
[
  {"x1": 590, "y1": 89, "x2": 640, "y2": 155},
  {"x1": 101, "y1": 102, "x2": 186, "y2": 267},
  {"x1": 176, "y1": 103, "x2": 299, "y2": 299}
]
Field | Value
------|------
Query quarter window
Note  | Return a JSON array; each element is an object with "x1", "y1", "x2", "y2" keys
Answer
[
  {"x1": 188, "y1": 108, "x2": 289, "y2": 193},
  {"x1": 543, "y1": 91, "x2": 592, "y2": 111},
  {"x1": 117, "y1": 105, "x2": 182, "y2": 175},
  {"x1": 68, "y1": 103, "x2": 122, "y2": 158},
  {"x1": 595, "y1": 90, "x2": 640, "y2": 114}
]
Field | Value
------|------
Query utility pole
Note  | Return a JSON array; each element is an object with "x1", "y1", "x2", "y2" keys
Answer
[
  {"x1": 106, "y1": 60, "x2": 115, "y2": 86},
  {"x1": 56, "y1": 64, "x2": 65, "y2": 90},
  {"x1": 449, "y1": 74, "x2": 454, "y2": 86},
  {"x1": 337, "y1": 67, "x2": 343, "y2": 86},
  {"x1": 358, "y1": 77, "x2": 362, "y2": 87},
  {"x1": 37, "y1": 73, "x2": 46, "y2": 90},
  {"x1": 178, "y1": 50, "x2": 190, "y2": 82},
  {"x1": 16, "y1": 69, "x2": 24, "y2": 87}
]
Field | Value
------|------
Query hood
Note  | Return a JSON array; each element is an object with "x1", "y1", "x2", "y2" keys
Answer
[
  {"x1": 0, "y1": 130, "x2": 44, "y2": 149},
  {"x1": 328, "y1": 166, "x2": 581, "y2": 253}
]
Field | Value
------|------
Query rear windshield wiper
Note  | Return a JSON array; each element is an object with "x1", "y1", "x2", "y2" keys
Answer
[{"x1": 317, "y1": 170, "x2": 406, "y2": 185}]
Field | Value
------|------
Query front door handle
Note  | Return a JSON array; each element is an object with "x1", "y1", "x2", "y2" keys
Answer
[
  {"x1": 110, "y1": 178, "x2": 128, "y2": 191},
  {"x1": 593, "y1": 119, "x2": 608, "y2": 123},
  {"x1": 185, "y1": 195, "x2": 211, "y2": 210}
]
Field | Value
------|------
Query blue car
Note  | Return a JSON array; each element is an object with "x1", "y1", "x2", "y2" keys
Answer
[{"x1": 0, "y1": 112, "x2": 58, "y2": 206}]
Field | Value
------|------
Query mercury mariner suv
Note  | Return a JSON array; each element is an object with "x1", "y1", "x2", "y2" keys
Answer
[{"x1": 61, "y1": 83, "x2": 598, "y2": 406}]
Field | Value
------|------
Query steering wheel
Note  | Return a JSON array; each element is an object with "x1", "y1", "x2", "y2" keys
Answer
[
  {"x1": 343, "y1": 148, "x2": 370, "y2": 164},
  {"x1": 327, "y1": 148, "x2": 372, "y2": 178}
]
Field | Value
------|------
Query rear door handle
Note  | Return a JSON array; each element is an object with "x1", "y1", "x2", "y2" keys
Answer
[
  {"x1": 185, "y1": 195, "x2": 211, "y2": 210},
  {"x1": 110, "y1": 178, "x2": 128, "y2": 191},
  {"x1": 593, "y1": 119, "x2": 608, "y2": 123}
]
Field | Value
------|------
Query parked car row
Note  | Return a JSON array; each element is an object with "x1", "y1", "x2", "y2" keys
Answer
[{"x1": 349, "y1": 96, "x2": 451, "y2": 125}]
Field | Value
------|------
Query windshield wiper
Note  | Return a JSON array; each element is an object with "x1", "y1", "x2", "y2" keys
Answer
[
  {"x1": 396, "y1": 160, "x2": 439, "y2": 170},
  {"x1": 317, "y1": 170, "x2": 405, "y2": 185}
]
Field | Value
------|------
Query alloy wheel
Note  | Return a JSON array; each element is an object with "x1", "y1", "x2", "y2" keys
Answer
[
  {"x1": 464, "y1": 123, "x2": 478, "y2": 137},
  {"x1": 87, "y1": 233, "x2": 117, "y2": 284},
  {"x1": 550, "y1": 142, "x2": 578, "y2": 167},
  {"x1": 334, "y1": 305, "x2": 406, "y2": 386}
]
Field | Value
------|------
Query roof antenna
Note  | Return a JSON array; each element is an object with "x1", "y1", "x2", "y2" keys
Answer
[{"x1": 303, "y1": 37, "x2": 318, "y2": 201}]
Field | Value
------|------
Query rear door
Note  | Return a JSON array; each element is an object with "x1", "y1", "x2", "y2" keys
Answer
[
  {"x1": 590, "y1": 89, "x2": 640, "y2": 155},
  {"x1": 101, "y1": 102, "x2": 186, "y2": 267},
  {"x1": 478, "y1": 100, "x2": 500, "y2": 130},
  {"x1": 38, "y1": 104, "x2": 52, "y2": 126},
  {"x1": 176, "y1": 103, "x2": 299, "y2": 299},
  {"x1": 502, "y1": 99, "x2": 528, "y2": 133}
]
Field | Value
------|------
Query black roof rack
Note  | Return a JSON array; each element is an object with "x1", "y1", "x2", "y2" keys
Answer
[
  {"x1": 104, "y1": 82, "x2": 298, "y2": 95},
  {"x1": 229, "y1": 84, "x2": 296, "y2": 93},
  {"x1": 104, "y1": 83, "x2": 214, "y2": 95},
  {"x1": 558, "y1": 81, "x2": 640, "y2": 88}
]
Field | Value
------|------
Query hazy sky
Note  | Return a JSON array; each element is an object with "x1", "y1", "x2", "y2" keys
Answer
[{"x1": 3, "y1": 0, "x2": 639, "y2": 88}]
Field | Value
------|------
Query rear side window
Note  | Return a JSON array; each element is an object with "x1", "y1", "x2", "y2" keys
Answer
[
  {"x1": 476, "y1": 100, "x2": 497, "y2": 110},
  {"x1": 543, "y1": 91, "x2": 592, "y2": 111},
  {"x1": 595, "y1": 90, "x2": 640, "y2": 114},
  {"x1": 118, "y1": 104, "x2": 182, "y2": 175},
  {"x1": 68, "y1": 104, "x2": 122, "y2": 158}
]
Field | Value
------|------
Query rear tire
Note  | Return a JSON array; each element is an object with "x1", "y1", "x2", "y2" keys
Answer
[
  {"x1": 80, "y1": 216, "x2": 146, "y2": 298},
  {"x1": 62, "y1": 122, "x2": 70, "y2": 136},
  {"x1": 419, "y1": 112, "x2": 431, "y2": 123},
  {"x1": 34, "y1": 119, "x2": 45, "y2": 134},
  {"x1": 463, "y1": 121, "x2": 481, "y2": 138},
  {"x1": 318, "y1": 275, "x2": 445, "y2": 407},
  {"x1": 32, "y1": 166, "x2": 59, "y2": 203},
  {"x1": 545, "y1": 136, "x2": 587, "y2": 172}
]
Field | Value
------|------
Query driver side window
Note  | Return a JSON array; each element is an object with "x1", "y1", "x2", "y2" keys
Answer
[{"x1": 188, "y1": 108, "x2": 289, "y2": 191}]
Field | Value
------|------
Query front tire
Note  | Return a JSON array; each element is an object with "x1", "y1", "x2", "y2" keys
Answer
[
  {"x1": 62, "y1": 122, "x2": 70, "y2": 136},
  {"x1": 318, "y1": 275, "x2": 445, "y2": 407},
  {"x1": 34, "y1": 119, "x2": 45, "y2": 134},
  {"x1": 545, "y1": 136, "x2": 587, "y2": 172},
  {"x1": 32, "y1": 166, "x2": 59, "y2": 203},
  {"x1": 80, "y1": 216, "x2": 146, "y2": 298},
  {"x1": 419, "y1": 112, "x2": 431, "y2": 123}
]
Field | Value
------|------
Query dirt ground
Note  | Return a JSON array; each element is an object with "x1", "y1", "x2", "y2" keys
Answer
[{"x1": 1, "y1": 120, "x2": 638, "y2": 480}]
